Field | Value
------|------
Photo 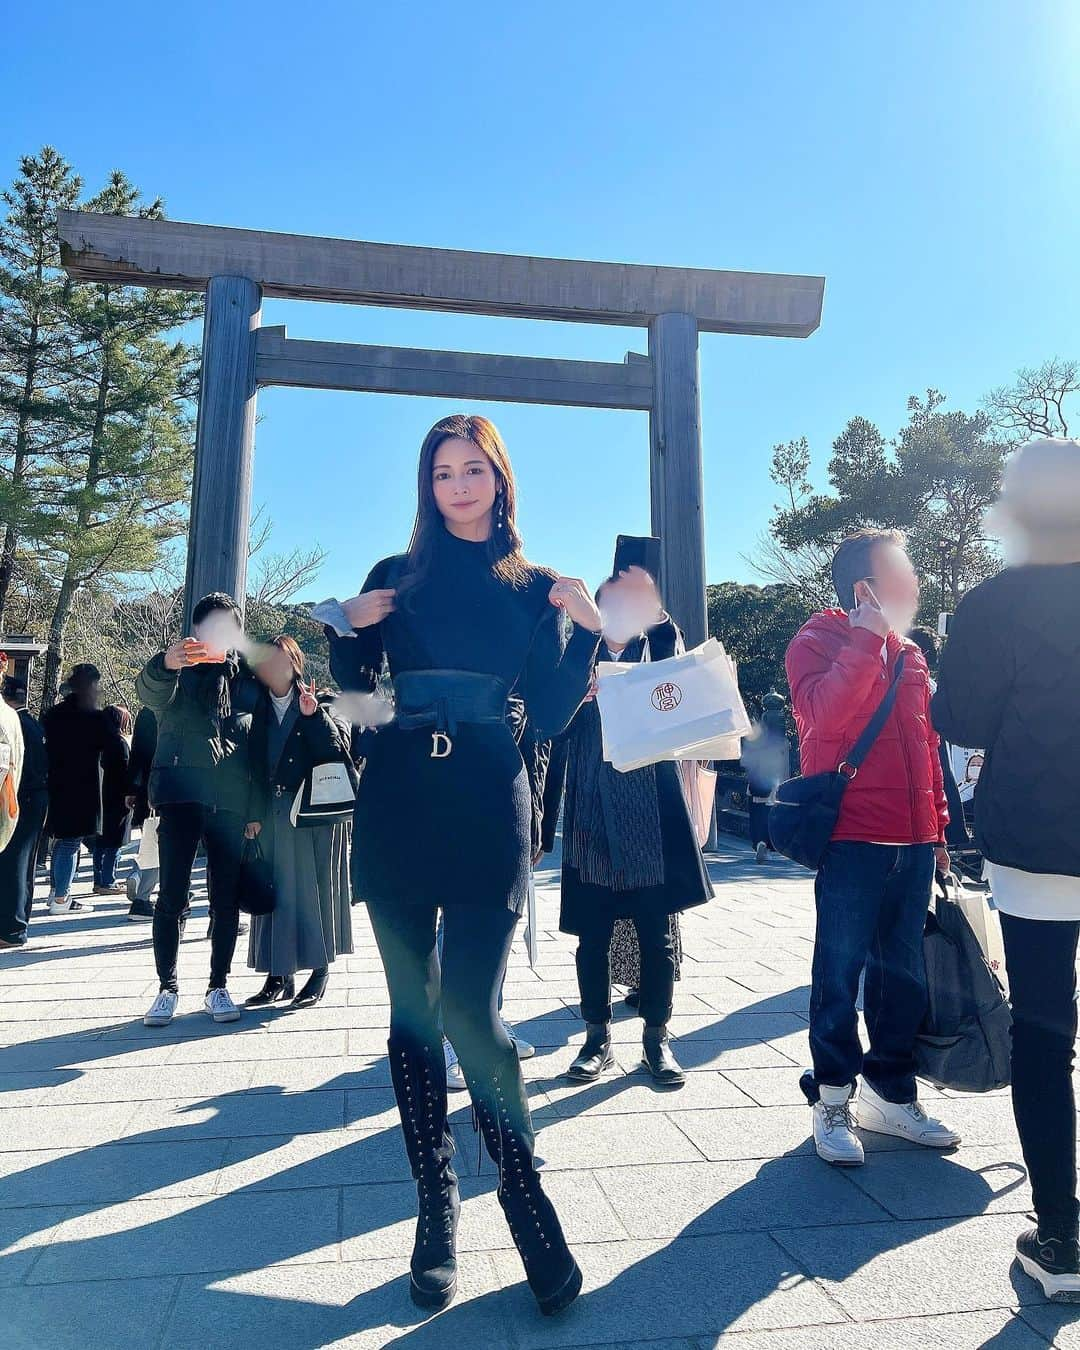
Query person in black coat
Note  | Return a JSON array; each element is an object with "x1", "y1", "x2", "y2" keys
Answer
[
  {"x1": 933, "y1": 437, "x2": 1080, "y2": 1300},
  {"x1": 244, "y1": 635, "x2": 355, "y2": 1009},
  {"x1": 41, "y1": 663, "x2": 127, "y2": 915},
  {"x1": 0, "y1": 677, "x2": 47, "y2": 948},
  {"x1": 554, "y1": 567, "x2": 713, "y2": 1087},
  {"x1": 92, "y1": 705, "x2": 132, "y2": 894},
  {"x1": 136, "y1": 593, "x2": 260, "y2": 1029},
  {"x1": 324, "y1": 414, "x2": 598, "y2": 1315},
  {"x1": 124, "y1": 706, "x2": 159, "y2": 919}
]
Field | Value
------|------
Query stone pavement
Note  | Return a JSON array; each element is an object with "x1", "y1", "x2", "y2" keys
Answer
[{"x1": 1, "y1": 839, "x2": 1079, "y2": 1350}]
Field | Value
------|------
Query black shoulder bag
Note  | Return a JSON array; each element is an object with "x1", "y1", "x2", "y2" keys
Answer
[{"x1": 768, "y1": 652, "x2": 906, "y2": 870}]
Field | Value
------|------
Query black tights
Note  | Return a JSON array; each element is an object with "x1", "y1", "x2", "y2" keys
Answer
[
  {"x1": 1001, "y1": 912, "x2": 1080, "y2": 1241},
  {"x1": 367, "y1": 901, "x2": 518, "y2": 1079}
]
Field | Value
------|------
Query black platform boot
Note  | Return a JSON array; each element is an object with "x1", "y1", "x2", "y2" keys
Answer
[
  {"x1": 245, "y1": 975, "x2": 295, "y2": 1007},
  {"x1": 388, "y1": 1033, "x2": 460, "y2": 1311},
  {"x1": 464, "y1": 1049, "x2": 583, "y2": 1316},
  {"x1": 567, "y1": 1022, "x2": 614, "y2": 1081}
]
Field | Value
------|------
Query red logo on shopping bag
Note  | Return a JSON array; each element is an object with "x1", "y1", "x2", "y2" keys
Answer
[{"x1": 651, "y1": 681, "x2": 682, "y2": 712}]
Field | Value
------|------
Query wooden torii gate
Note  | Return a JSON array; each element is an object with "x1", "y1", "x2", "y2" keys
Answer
[{"x1": 56, "y1": 211, "x2": 824, "y2": 644}]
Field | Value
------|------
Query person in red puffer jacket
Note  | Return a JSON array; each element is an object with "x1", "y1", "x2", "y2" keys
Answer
[{"x1": 785, "y1": 528, "x2": 959, "y2": 1168}]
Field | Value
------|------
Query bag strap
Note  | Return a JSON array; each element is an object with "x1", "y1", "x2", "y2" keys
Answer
[{"x1": 842, "y1": 650, "x2": 906, "y2": 775}]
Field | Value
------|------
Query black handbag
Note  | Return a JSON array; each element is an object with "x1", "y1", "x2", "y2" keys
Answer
[
  {"x1": 238, "y1": 835, "x2": 276, "y2": 915},
  {"x1": 768, "y1": 652, "x2": 906, "y2": 870}
]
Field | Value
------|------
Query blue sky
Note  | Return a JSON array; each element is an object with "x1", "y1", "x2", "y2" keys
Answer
[{"x1": 5, "y1": 1, "x2": 1079, "y2": 602}]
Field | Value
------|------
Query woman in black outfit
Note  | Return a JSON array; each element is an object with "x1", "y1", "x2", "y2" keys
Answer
[
  {"x1": 934, "y1": 437, "x2": 1080, "y2": 1301},
  {"x1": 555, "y1": 567, "x2": 713, "y2": 1087},
  {"x1": 326, "y1": 414, "x2": 600, "y2": 1315}
]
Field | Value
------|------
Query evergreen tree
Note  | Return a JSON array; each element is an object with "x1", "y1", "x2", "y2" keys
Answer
[
  {"x1": 0, "y1": 148, "x2": 81, "y2": 629},
  {"x1": 35, "y1": 170, "x2": 202, "y2": 707}
]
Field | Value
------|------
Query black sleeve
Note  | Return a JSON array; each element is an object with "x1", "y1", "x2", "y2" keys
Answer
[
  {"x1": 128, "y1": 708, "x2": 157, "y2": 792},
  {"x1": 326, "y1": 558, "x2": 394, "y2": 694},
  {"x1": 932, "y1": 581, "x2": 1013, "y2": 751},
  {"x1": 540, "y1": 733, "x2": 571, "y2": 854},
  {"x1": 523, "y1": 608, "x2": 600, "y2": 741}
]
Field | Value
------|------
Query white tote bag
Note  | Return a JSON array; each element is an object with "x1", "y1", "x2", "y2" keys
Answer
[
  {"x1": 136, "y1": 815, "x2": 160, "y2": 870},
  {"x1": 942, "y1": 872, "x2": 1009, "y2": 997},
  {"x1": 596, "y1": 639, "x2": 751, "y2": 773}
]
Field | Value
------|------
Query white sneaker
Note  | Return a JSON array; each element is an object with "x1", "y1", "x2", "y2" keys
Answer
[
  {"x1": 813, "y1": 1083, "x2": 865, "y2": 1166},
  {"x1": 502, "y1": 1018, "x2": 535, "y2": 1059},
  {"x1": 143, "y1": 989, "x2": 178, "y2": 1027},
  {"x1": 49, "y1": 895, "x2": 95, "y2": 915},
  {"x1": 854, "y1": 1079, "x2": 961, "y2": 1148},
  {"x1": 755, "y1": 841, "x2": 769, "y2": 864},
  {"x1": 204, "y1": 987, "x2": 241, "y2": 1023},
  {"x1": 444, "y1": 1038, "x2": 468, "y2": 1091}
]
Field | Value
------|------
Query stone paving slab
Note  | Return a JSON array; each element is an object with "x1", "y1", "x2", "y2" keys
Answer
[{"x1": 2, "y1": 838, "x2": 1078, "y2": 1346}]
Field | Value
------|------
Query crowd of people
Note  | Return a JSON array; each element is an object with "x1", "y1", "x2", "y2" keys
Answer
[{"x1": 1, "y1": 420, "x2": 1079, "y2": 1310}]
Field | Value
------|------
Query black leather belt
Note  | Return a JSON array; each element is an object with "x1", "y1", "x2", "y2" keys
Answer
[{"x1": 393, "y1": 670, "x2": 509, "y2": 758}]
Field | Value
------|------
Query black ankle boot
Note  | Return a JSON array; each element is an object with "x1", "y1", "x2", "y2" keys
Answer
[
  {"x1": 642, "y1": 1025, "x2": 685, "y2": 1086},
  {"x1": 465, "y1": 1049, "x2": 583, "y2": 1316},
  {"x1": 567, "y1": 1022, "x2": 614, "y2": 1081},
  {"x1": 245, "y1": 975, "x2": 295, "y2": 1007},
  {"x1": 388, "y1": 1033, "x2": 460, "y2": 1311},
  {"x1": 292, "y1": 967, "x2": 329, "y2": 1008}
]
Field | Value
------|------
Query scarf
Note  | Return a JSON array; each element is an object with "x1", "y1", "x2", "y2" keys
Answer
[
  {"x1": 563, "y1": 637, "x2": 665, "y2": 891},
  {"x1": 177, "y1": 652, "x2": 240, "y2": 730}
]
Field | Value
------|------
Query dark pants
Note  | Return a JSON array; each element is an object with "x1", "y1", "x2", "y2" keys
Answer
[
  {"x1": 0, "y1": 791, "x2": 47, "y2": 944},
  {"x1": 153, "y1": 802, "x2": 244, "y2": 992},
  {"x1": 367, "y1": 901, "x2": 518, "y2": 1081},
  {"x1": 1001, "y1": 911, "x2": 1080, "y2": 1241},
  {"x1": 748, "y1": 797, "x2": 771, "y2": 849},
  {"x1": 576, "y1": 909, "x2": 676, "y2": 1027},
  {"x1": 93, "y1": 841, "x2": 120, "y2": 888},
  {"x1": 809, "y1": 842, "x2": 934, "y2": 1103}
]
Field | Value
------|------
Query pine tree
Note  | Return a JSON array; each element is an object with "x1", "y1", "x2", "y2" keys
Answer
[
  {"x1": 35, "y1": 169, "x2": 202, "y2": 708},
  {"x1": 0, "y1": 148, "x2": 82, "y2": 629}
]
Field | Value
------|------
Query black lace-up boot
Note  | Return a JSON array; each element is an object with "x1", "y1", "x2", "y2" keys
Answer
[
  {"x1": 464, "y1": 1047, "x2": 583, "y2": 1315},
  {"x1": 388, "y1": 1033, "x2": 460, "y2": 1310}
]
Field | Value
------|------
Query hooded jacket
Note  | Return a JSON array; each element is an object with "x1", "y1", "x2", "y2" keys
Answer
[{"x1": 785, "y1": 610, "x2": 947, "y2": 845}]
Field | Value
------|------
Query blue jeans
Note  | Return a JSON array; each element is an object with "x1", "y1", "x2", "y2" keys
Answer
[
  {"x1": 50, "y1": 837, "x2": 84, "y2": 898},
  {"x1": 808, "y1": 841, "x2": 934, "y2": 1104},
  {"x1": 93, "y1": 842, "x2": 120, "y2": 888}
]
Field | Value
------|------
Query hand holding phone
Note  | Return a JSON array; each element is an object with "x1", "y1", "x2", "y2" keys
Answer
[{"x1": 849, "y1": 580, "x2": 890, "y2": 638}]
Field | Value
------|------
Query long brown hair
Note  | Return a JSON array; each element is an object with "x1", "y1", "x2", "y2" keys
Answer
[
  {"x1": 399, "y1": 413, "x2": 543, "y2": 605},
  {"x1": 270, "y1": 635, "x2": 305, "y2": 678}
]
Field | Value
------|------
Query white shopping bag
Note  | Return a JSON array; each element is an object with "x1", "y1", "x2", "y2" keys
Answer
[
  {"x1": 943, "y1": 872, "x2": 1009, "y2": 997},
  {"x1": 523, "y1": 873, "x2": 539, "y2": 969},
  {"x1": 136, "y1": 815, "x2": 159, "y2": 871},
  {"x1": 596, "y1": 639, "x2": 751, "y2": 773}
]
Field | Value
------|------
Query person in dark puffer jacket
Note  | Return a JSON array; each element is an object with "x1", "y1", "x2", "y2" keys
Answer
[
  {"x1": 934, "y1": 437, "x2": 1080, "y2": 1302},
  {"x1": 136, "y1": 592, "x2": 260, "y2": 1029}
]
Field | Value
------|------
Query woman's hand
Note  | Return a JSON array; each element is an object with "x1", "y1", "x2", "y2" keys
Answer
[
  {"x1": 583, "y1": 673, "x2": 599, "y2": 703},
  {"x1": 298, "y1": 678, "x2": 318, "y2": 717},
  {"x1": 341, "y1": 589, "x2": 396, "y2": 630},
  {"x1": 548, "y1": 577, "x2": 602, "y2": 634},
  {"x1": 244, "y1": 821, "x2": 262, "y2": 840}
]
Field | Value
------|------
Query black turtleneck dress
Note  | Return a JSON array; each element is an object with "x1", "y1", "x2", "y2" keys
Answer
[{"x1": 328, "y1": 530, "x2": 599, "y2": 913}]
